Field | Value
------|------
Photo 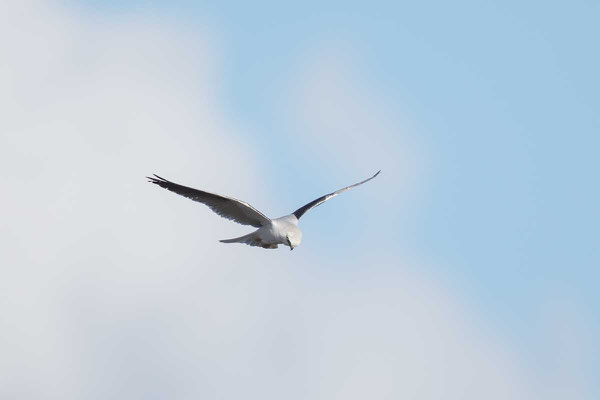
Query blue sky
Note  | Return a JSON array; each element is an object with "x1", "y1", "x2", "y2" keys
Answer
[
  {"x1": 80, "y1": 0, "x2": 600, "y2": 327},
  {"x1": 2, "y1": 0, "x2": 598, "y2": 398}
]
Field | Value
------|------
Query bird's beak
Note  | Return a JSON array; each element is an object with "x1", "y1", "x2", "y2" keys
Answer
[{"x1": 290, "y1": 247, "x2": 294, "y2": 251}]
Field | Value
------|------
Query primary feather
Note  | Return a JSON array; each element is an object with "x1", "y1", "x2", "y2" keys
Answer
[{"x1": 146, "y1": 175, "x2": 271, "y2": 228}]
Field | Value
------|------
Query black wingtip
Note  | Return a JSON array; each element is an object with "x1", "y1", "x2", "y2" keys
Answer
[
  {"x1": 153, "y1": 174, "x2": 169, "y2": 181},
  {"x1": 147, "y1": 174, "x2": 169, "y2": 185}
]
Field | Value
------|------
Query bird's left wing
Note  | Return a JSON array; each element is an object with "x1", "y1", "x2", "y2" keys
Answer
[
  {"x1": 292, "y1": 170, "x2": 381, "y2": 220},
  {"x1": 147, "y1": 174, "x2": 271, "y2": 228}
]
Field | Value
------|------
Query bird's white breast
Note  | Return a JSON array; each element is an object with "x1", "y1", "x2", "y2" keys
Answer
[{"x1": 258, "y1": 214, "x2": 300, "y2": 244}]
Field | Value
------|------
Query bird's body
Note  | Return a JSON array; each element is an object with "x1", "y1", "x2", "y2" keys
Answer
[
  {"x1": 147, "y1": 170, "x2": 379, "y2": 250},
  {"x1": 222, "y1": 214, "x2": 302, "y2": 249}
]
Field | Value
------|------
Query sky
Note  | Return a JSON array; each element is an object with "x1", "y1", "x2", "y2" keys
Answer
[{"x1": 1, "y1": 0, "x2": 598, "y2": 398}]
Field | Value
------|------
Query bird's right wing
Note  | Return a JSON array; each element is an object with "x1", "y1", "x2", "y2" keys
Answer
[
  {"x1": 147, "y1": 175, "x2": 271, "y2": 228},
  {"x1": 292, "y1": 170, "x2": 381, "y2": 220}
]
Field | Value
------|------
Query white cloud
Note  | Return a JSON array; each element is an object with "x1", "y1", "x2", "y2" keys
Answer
[
  {"x1": 287, "y1": 44, "x2": 426, "y2": 198},
  {"x1": 0, "y1": 2, "x2": 594, "y2": 399},
  {"x1": 279, "y1": 46, "x2": 431, "y2": 250}
]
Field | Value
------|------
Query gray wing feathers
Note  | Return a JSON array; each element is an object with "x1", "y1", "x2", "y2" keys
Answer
[
  {"x1": 293, "y1": 170, "x2": 381, "y2": 220},
  {"x1": 147, "y1": 174, "x2": 271, "y2": 228}
]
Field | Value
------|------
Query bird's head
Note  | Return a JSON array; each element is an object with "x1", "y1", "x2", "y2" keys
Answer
[{"x1": 286, "y1": 230, "x2": 302, "y2": 251}]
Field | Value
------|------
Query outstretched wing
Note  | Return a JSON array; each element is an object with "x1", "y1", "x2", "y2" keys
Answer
[
  {"x1": 292, "y1": 170, "x2": 381, "y2": 220},
  {"x1": 147, "y1": 174, "x2": 271, "y2": 228}
]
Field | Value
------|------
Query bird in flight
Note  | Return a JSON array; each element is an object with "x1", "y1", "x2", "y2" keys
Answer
[{"x1": 147, "y1": 170, "x2": 380, "y2": 250}]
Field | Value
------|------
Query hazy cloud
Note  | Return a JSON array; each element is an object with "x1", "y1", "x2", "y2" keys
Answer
[{"x1": 0, "y1": 2, "x2": 594, "y2": 399}]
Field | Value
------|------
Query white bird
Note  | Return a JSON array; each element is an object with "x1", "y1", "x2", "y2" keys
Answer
[{"x1": 147, "y1": 170, "x2": 380, "y2": 250}]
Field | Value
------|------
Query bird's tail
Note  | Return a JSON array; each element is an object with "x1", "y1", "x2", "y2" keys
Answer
[{"x1": 219, "y1": 232, "x2": 256, "y2": 244}]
